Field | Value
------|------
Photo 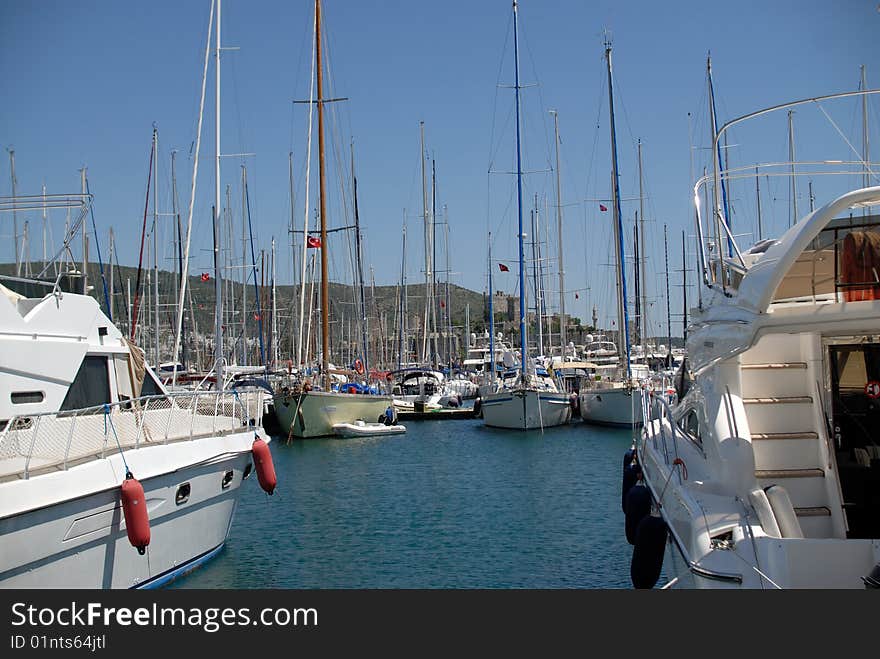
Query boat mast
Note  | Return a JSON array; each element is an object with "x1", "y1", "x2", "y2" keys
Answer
[
  {"x1": 444, "y1": 205, "x2": 452, "y2": 367},
  {"x1": 243, "y1": 165, "x2": 266, "y2": 370},
  {"x1": 152, "y1": 128, "x2": 160, "y2": 367},
  {"x1": 550, "y1": 109, "x2": 566, "y2": 356},
  {"x1": 637, "y1": 139, "x2": 648, "y2": 355},
  {"x1": 663, "y1": 223, "x2": 672, "y2": 367},
  {"x1": 513, "y1": 0, "x2": 527, "y2": 381},
  {"x1": 862, "y1": 64, "x2": 870, "y2": 216},
  {"x1": 605, "y1": 38, "x2": 631, "y2": 380},
  {"x1": 352, "y1": 144, "x2": 370, "y2": 377},
  {"x1": 531, "y1": 198, "x2": 540, "y2": 357},
  {"x1": 213, "y1": 0, "x2": 224, "y2": 388},
  {"x1": 707, "y1": 55, "x2": 724, "y2": 288},
  {"x1": 171, "y1": 0, "x2": 213, "y2": 386},
  {"x1": 272, "y1": 237, "x2": 278, "y2": 368},
  {"x1": 488, "y1": 232, "x2": 496, "y2": 383},
  {"x1": 241, "y1": 166, "x2": 248, "y2": 364},
  {"x1": 398, "y1": 211, "x2": 407, "y2": 370},
  {"x1": 681, "y1": 229, "x2": 687, "y2": 341},
  {"x1": 315, "y1": 0, "x2": 330, "y2": 390},
  {"x1": 431, "y1": 159, "x2": 439, "y2": 369},
  {"x1": 419, "y1": 121, "x2": 430, "y2": 365}
]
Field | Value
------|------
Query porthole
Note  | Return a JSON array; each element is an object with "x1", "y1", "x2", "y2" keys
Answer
[
  {"x1": 11, "y1": 391, "x2": 45, "y2": 404},
  {"x1": 221, "y1": 470, "x2": 234, "y2": 489},
  {"x1": 175, "y1": 483, "x2": 191, "y2": 505}
]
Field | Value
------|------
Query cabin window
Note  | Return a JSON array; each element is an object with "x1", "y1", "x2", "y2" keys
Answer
[
  {"x1": 114, "y1": 355, "x2": 134, "y2": 401},
  {"x1": 60, "y1": 356, "x2": 111, "y2": 412},
  {"x1": 679, "y1": 409, "x2": 702, "y2": 444},
  {"x1": 11, "y1": 391, "x2": 44, "y2": 404},
  {"x1": 140, "y1": 369, "x2": 164, "y2": 397}
]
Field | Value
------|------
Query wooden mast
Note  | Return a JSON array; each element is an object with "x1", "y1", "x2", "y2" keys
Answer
[{"x1": 316, "y1": 0, "x2": 330, "y2": 390}]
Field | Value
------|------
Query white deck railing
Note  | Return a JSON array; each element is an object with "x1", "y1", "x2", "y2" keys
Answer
[{"x1": 0, "y1": 390, "x2": 264, "y2": 482}]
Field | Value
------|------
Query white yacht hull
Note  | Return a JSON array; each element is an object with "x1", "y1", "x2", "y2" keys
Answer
[
  {"x1": 0, "y1": 429, "x2": 258, "y2": 589},
  {"x1": 273, "y1": 390, "x2": 392, "y2": 438},
  {"x1": 481, "y1": 389, "x2": 572, "y2": 430},
  {"x1": 579, "y1": 385, "x2": 645, "y2": 427}
]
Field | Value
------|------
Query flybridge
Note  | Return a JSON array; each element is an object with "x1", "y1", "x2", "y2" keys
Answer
[{"x1": 694, "y1": 88, "x2": 880, "y2": 299}]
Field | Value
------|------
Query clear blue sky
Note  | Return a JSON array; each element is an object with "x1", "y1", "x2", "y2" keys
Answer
[{"x1": 2, "y1": 0, "x2": 878, "y2": 336}]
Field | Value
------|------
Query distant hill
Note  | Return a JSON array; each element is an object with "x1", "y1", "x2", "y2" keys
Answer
[{"x1": 0, "y1": 261, "x2": 491, "y2": 367}]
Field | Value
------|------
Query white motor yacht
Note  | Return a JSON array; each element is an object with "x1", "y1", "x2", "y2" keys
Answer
[
  {"x1": 0, "y1": 275, "x2": 274, "y2": 588},
  {"x1": 629, "y1": 89, "x2": 880, "y2": 589}
]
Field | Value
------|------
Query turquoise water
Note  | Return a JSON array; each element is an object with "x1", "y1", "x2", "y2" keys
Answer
[{"x1": 170, "y1": 418, "x2": 639, "y2": 589}]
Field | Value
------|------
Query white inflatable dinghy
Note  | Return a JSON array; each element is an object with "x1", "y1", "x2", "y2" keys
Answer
[{"x1": 332, "y1": 419, "x2": 407, "y2": 438}]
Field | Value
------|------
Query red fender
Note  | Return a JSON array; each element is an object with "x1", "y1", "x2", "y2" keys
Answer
[
  {"x1": 121, "y1": 472, "x2": 150, "y2": 555},
  {"x1": 252, "y1": 436, "x2": 277, "y2": 495}
]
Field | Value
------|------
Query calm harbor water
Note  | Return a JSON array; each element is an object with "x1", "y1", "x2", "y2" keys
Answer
[{"x1": 170, "y1": 417, "x2": 640, "y2": 589}]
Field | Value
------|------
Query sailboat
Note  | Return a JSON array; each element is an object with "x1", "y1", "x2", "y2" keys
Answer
[
  {"x1": 479, "y1": 1, "x2": 572, "y2": 431},
  {"x1": 272, "y1": 0, "x2": 392, "y2": 439},
  {"x1": 578, "y1": 39, "x2": 651, "y2": 428}
]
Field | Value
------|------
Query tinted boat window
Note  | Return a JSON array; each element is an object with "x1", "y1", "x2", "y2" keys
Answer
[
  {"x1": 140, "y1": 370, "x2": 163, "y2": 397},
  {"x1": 60, "y1": 356, "x2": 111, "y2": 411}
]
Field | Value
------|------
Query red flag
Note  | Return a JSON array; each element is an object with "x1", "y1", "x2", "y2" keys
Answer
[
  {"x1": 440, "y1": 300, "x2": 446, "y2": 308},
  {"x1": 599, "y1": 204, "x2": 608, "y2": 212},
  {"x1": 307, "y1": 235, "x2": 322, "y2": 248},
  {"x1": 254, "y1": 313, "x2": 261, "y2": 321},
  {"x1": 498, "y1": 263, "x2": 509, "y2": 272},
  {"x1": 200, "y1": 272, "x2": 210, "y2": 282}
]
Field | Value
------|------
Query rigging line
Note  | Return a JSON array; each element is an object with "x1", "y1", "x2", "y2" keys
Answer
[
  {"x1": 487, "y1": 103, "x2": 517, "y2": 173},
  {"x1": 487, "y1": 8, "x2": 514, "y2": 177},
  {"x1": 815, "y1": 101, "x2": 879, "y2": 181},
  {"x1": 83, "y1": 176, "x2": 112, "y2": 320},
  {"x1": 296, "y1": 9, "x2": 316, "y2": 367},
  {"x1": 131, "y1": 132, "x2": 155, "y2": 342},
  {"x1": 520, "y1": 22, "x2": 555, "y2": 174},
  {"x1": 244, "y1": 176, "x2": 266, "y2": 370}
]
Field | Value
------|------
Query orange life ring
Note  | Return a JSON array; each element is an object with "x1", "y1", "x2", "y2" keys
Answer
[{"x1": 354, "y1": 359, "x2": 365, "y2": 375}]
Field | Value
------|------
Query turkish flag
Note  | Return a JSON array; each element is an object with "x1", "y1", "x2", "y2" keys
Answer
[
  {"x1": 599, "y1": 204, "x2": 608, "y2": 212},
  {"x1": 200, "y1": 273, "x2": 210, "y2": 282},
  {"x1": 307, "y1": 235, "x2": 322, "y2": 248},
  {"x1": 498, "y1": 263, "x2": 509, "y2": 272}
]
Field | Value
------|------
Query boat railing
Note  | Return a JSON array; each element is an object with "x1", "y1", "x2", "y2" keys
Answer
[
  {"x1": 695, "y1": 160, "x2": 880, "y2": 299},
  {"x1": 0, "y1": 389, "x2": 263, "y2": 482}
]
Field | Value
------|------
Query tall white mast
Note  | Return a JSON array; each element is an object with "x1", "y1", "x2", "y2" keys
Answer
[
  {"x1": 550, "y1": 109, "x2": 566, "y2": 355},
  {"x1": 170, "y1": 0, "x2": 213, "y2": 387},
  {"x1": 272, "y1": 236, "x2": 278, "y2": 368},
  {"x1": 863, "y1": 64, "x2": 870, "y2": 217},
  {"x1": 213, "y1": 0, "x2": 224, "y2": 388},
  {"x1": 80, "y1": 167, "x2": 88, "y2": 295},
  {"x1": 152, "y1": 127, "x2": 160, "y2": 366},
  {"x1": 241, "y1": 165, "x2": 248, "y2": 365},
  {"x1": 637, "y1": 139, "x2": 647, "y2": 354},
  {"x1": 41, "y1": 182, "x2": 47, "y2": 267},
  {"x1": 420, "y1": 121, "x2": 430, "y2": 364},
  {"x1": 8, "y1": 148, "x2": 19, "y2": 276}
]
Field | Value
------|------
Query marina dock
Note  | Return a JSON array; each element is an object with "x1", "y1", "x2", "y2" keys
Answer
[{"x1": 397, "y1": 408, "x2": 476, "y2": 421}]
